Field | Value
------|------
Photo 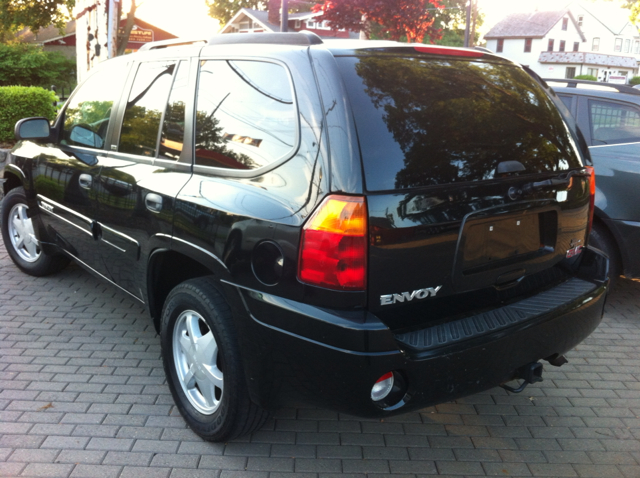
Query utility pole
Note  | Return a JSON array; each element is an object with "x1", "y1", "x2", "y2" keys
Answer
[
  {"x1": 464, "y1": 0, "x2": 471, "y2": 47},
  {"x1": 281, "y1": 0, "x2": 288, "y2": 32}
]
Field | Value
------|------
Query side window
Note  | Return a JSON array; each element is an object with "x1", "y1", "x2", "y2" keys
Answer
[
  {"x1": 119, "y1": 61, "x2": 176, "y2": 157},
  {"x1": 195, "y1": 60, "x2": 296, "y2": 170},
  {"x1": 590, "y1": 99, "x2": 640, "y2": 144},
  {"x1": 558, "y1": 95, "x2": 573, "y2": 112},
  {"x1": 62, "y1": 62, "x2": 128, "y2": 149},
  {"x1": 159, "y1": 62, "x2": 189, "y2": 161}
]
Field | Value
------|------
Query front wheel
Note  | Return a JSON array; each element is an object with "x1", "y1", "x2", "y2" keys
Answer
[
  {"x1": 160, "y1": 277, "x2": 268, "y2": 441},
  {"x1": 1, "y1": 187, "x2": 69, "y2": 276}
]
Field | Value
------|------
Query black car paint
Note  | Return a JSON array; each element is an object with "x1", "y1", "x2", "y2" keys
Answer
[{"x1": 1, "y1": 37, "x2": 607, "y2": 417}]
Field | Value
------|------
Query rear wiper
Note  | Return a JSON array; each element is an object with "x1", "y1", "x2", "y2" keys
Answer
[{"x1": 510, "y1": 170, "x2": 588, "y2": 199}]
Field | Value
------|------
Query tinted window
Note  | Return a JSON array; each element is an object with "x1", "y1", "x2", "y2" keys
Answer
[
  {"x1": 159, "y1": 61, "x2": 188, "y2": 161},
  {"x1": 558, "y1": 94, "x2": 573, "y2": 111},
  {"x1": 590, "y1": 99, "x2": 640, "y2": 144},
  {"x1": 336, "y1": 55, "x2": 582, "y2": 191},
  {"x1": 62, "y1": 62, "x2": 128, "y2": 149},
  {"x1": 195, "y1": 60, "x2": 296, "y2": 170},
  {"x1": 119, "y1": 61, "x2": 176, "y2": 157}
]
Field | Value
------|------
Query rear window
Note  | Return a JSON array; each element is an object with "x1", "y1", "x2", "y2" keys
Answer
[{"x1": 335, "y1": 55, "x2": 582, "y2": 191}]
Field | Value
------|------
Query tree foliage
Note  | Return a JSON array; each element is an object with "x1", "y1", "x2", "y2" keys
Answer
[
  {"x1": 0, "y1": 0, "x2": 74, "y2": 41},
  {"x1": 621, "y1": 0, "x2": 640, "y2": 24},
  {"x1": 312, "y1": 0, "x2": 444, "y2": 43},
  {"x1": 432, "y1": 0, "x2": 482, "y2": 46},
  {"x1": 0, "y1": 43, "x2": 75, "y2": 88},
  {"x1": 207, "y1": 0, "x2": 265, "y2": 25}
]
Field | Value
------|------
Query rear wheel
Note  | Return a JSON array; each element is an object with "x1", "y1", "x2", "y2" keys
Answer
[
  {"x1": 1, "y1": 187, "x2": 69, "y2": 276},
  {"x1": 589, "y1": 222, "x2": 621, "y2": 290},
  {"x1": 160, "y1": 277, "x2": 268, "y2": 441}
]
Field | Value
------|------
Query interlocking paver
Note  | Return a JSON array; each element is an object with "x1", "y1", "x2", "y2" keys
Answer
[{"x1": 1, "y1": 235, "x2": 640, "y2": 477}]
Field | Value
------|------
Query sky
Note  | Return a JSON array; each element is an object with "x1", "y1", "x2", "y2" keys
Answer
[{"x1": 127, "y1": 0, "x2": 627, "y2": 40}]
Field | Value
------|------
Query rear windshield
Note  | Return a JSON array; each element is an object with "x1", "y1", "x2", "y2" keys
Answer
[{"x1": 335, "y1": 55, "x2": 583, "y2": 191}]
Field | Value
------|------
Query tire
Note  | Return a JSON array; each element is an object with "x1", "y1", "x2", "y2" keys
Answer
[
  {"x1": 160, "y1": 277, "x2": 269, "y2": 441},
  {"x1": 589, "y1": 222, "x2": 621, "y2": 290},
  {"x1": 1, "y1": 187, "x2": 69, "y2": 276}
]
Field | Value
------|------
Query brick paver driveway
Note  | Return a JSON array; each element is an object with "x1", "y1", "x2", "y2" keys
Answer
[{"x1": 1, "y1": 235, "x2": 639, "y2": 478}]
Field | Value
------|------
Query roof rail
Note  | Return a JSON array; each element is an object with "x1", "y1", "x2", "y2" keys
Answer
[
  {"x1": 138, "y1": 38, "x2": 207, "y2": 52},
  {"x1": 544, "y1": 78, "x2": 640, "y2": 96},
  {"x1": 207, "y1": 31, "x2": 323, "y2": 47}
]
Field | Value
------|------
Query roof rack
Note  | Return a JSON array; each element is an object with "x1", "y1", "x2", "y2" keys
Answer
[
  {"x1": 543, "y1": 78, "x2": 640, "y2": 96},
  {"x1": 207, "y1": 31, "x2": 323, "y2": 47},
  {"x1": 138, "y1": 38, "x2": 207, "y2": 52}
]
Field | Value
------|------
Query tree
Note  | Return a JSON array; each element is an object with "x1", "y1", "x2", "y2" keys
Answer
[
  {"x1": 0, "y1": 0, "x2": 75, "y2": 42},
  {"x1": 207, "y1": 0, "x2": 264, "y2": 25},
  {"x1": 622, "y1": 0, "x2": 640, "y2": 24},
  {"x1": 311, "y1": 0, "x2": 444, "y2": 43},
  {"x1": 432, "y1": 0, "x2": 482, "y2": 46},
  {"x1": 116, "y1": 0, "x2": 137, "y2": 56}
]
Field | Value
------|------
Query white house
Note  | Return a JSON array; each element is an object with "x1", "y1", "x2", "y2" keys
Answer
[
  {"x1": 220, "y1": 1, "x2": 356, "y2": 39},
  {"x1": 484, "y1": 1, "x2": 639, "y2": 82}
]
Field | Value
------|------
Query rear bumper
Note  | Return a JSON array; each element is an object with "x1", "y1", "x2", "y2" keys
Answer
[
  {"x1": 230, "y1": 247, "x2": 608, "y2": 417},
  {"x1": 605, "y1": 218, "x2": 640, "y2": 278}
]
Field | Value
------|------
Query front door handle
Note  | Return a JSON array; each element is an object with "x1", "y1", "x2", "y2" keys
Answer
[
  {"x1": 145, "y1": 193, "x2": 163, "y2": 213},
  {"x1": 79, "y1": 174, "x2": 92, "y2": 190}
]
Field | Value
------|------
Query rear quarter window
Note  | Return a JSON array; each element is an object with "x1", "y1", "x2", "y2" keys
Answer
[{"x1": 335, "y1": 55, "x2": 583, "y2": 191}]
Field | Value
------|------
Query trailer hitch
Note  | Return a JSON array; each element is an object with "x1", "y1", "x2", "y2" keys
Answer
[{"x1": 500, "y1": 362, "x2": 544, "y2": 393}]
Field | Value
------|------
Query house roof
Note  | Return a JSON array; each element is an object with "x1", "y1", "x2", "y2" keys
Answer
[
  {"x1": 221, "y1": 8, "x2": 322, "y2": 33},
  {"x1": 571, "y1": 0, "x2": 632, "y2": 35},
  {"x1": 485, "y1": 10, "x2": 585, "y2": 40},
  {"x1": 17, "y1": 20, "x2": 76, "y2": 44}
]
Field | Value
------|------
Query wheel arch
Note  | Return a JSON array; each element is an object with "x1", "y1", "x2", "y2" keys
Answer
[
  {"x1": 147, "y1": 240, "x2": 234, "y2": 333},
  {"x1": 2, "y1": 168, "x2": 26, "y2": 197}
]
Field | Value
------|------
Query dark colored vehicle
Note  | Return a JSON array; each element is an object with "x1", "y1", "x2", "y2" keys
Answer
[
  {"x1": 547, "y1": 78, "x2": 640, "y2": 285},
  {"x1": 0, "y1": 33, "x2": 608, "y2": 442}
]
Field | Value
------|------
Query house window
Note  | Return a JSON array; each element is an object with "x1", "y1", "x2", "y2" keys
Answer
[
  {"x1": 587, "y1": 68, "x2": 598, "y2": 77},
  {"x1": 615, "y1": 38, "x2": 622, "y2": 52},
  {"x1": 524, "y1": 38, "x2": 532, "y2": 52},
  {"x1": 239, "y1": 21, "x2": 250, "y2": 30},
  {"x1": 295, "y1": 19, "x2": 301, "y2": 29},
  {"x1": 635, "y1": 41, "x2": 640, "y2": 54},
  {"x1": 624, "y1": 39, "x2": 630, "y2": 53},
  {"x1": 592, "y1": 37, "x2": 600, "y2": 51},
  {"x1": 306, "y1": 20, "x2": 316, "y2": 29},
  {"x1": 578, "y1": 15, "x2": 584, "y2": 27},
  {"x1": 548, "y1": 39, "x2": 554, "y2": 51},
  {"x1": 496, "y1": 38, "x2": 504, "y2": 53},
  {"x1": 562, "y1": 18, "x2": 568, "y2": 31},
  {"x1": 559, "y1": 40, "x2": 566, "y2": 52},
  {"x1": 565, "y1": 67, "x2": 576, "y2": 79}
]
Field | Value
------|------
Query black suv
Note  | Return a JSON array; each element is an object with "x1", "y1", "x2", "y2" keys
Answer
[
  {"x1": 1, "y1": 33, "x2": 608, "y2": 441},
  {"x1": 547, "y1": 79, "x2": 640, "y2": 286}
]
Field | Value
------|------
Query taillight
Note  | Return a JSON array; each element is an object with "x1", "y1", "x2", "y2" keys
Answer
[
  {"x1": 585, "y1": 166, "x2": 596, "y2": 238},
  {"x1": 298, "y1": 195, "x2": 367, "y2": 291}
]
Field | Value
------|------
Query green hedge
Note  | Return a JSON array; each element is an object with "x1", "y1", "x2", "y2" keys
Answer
[
  {"x1": 630, "y1": 76, "x2": 640, "y2": 86},
  {"x1": 0, "y1": 86, "x2": 58, "y2": 143},
  {"x1": 574, "y1": 74, "x2": 597, "y2": 81}
]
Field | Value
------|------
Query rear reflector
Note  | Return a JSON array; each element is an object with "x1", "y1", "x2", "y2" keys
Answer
[
  {"x1": 413, "y1": 45, "x2": 484, "y2": 58},
  {"x1": 371, "y1": 372, "x2": 395, "y2": 402},
  {"x1": 298, "y1": 195, "x2": 367, "y2": 290},
  {"x1": 585, "y1": 166, "x2": 596, "y2": 238}
]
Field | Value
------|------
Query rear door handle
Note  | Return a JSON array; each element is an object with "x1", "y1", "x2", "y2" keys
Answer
[
  {"x1": 79, "y1": 174, "x2": 92, "y2": 189},
  {"x1": 145, "y1": 193, "x2": 163, "y2": 213}
]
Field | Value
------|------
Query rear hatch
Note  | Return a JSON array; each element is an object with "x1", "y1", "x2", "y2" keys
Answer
[{"x1": 334, "y1": 49, "x2": 591, "y2": 332}]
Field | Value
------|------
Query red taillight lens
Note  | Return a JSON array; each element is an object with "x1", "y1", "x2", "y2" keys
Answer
[
  {"x1": 298, "y1": 195, "x2": 367, "y2": 291},
  {"x1": 585, "y1": 166, "x2": 596, "y2": 238}
]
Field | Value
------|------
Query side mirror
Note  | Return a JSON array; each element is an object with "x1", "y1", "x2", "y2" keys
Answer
[
  {"x1": 69, "y1": 124, "x2": 103, "y2": 149},
  {"x1": 15, "y1": 117, "x2": 51, "y2": 142}
]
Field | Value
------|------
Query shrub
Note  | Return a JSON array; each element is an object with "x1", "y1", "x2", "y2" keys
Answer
[
  {"x1": 0, "y1": 43, "x2": 76, "y2": 90},
  {"x1": 0, "y1": 86, "x2": 57, "y2": 143},
  {"x1": 574, "y1": 75, "x2": 597, "y2": 81},
  {"x1": 629, "y1": 76, "x2": 640, "y2": 86}
]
